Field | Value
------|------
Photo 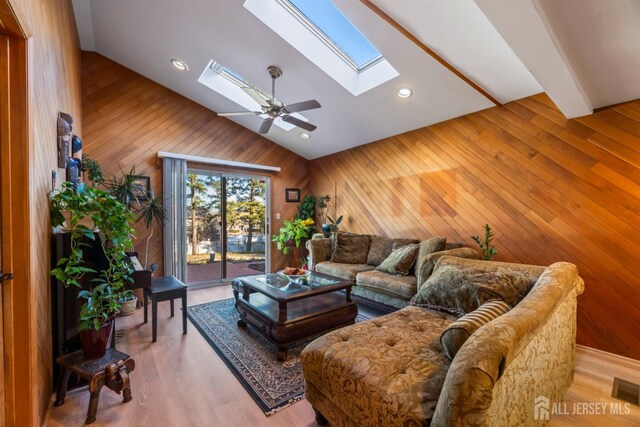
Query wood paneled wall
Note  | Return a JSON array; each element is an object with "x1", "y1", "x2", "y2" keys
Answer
[
  {"x1": 81, "y1": 52, "x2": 309, "y2": 274},
  {"x1": 310, "y1": 93, "x2": 640, "y2": 359},
  {"x1": 5, "y1": 0, "x2": 83, "y2": 424}
]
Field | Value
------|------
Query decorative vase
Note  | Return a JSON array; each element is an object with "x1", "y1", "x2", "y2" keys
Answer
[
  {"x1": 119, "y1": 297, "x2": 137, "y2": 316},
  {"x1": 79, "y1": 320, "x2": 113, "y2": 359},
  {"x1": 321, "y1": 224, "x2": 331, "y2": 238}
]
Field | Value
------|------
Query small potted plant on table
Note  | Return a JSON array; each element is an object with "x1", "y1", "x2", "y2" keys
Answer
[{"x1": 50, "y1": 182, "x2": 135, "y2": 358}]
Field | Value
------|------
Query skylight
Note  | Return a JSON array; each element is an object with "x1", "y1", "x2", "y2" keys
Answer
[
  {"x1": 286, "y1": 0, "x2": 382, "y2": 71},
  {"x1": 244, "y1": 0, "x2": 398, "y2": 96},
  {"x1": 198, "y1": 61, "x2": 309, "y2": 132}
]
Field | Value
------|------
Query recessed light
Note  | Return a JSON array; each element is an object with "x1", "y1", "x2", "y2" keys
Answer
[
  {"x1": 300, "y1": 132, "x2": 311, "y2": 139},
  {"x1": 170, "y1": 58, "x2": 189, "y2": 71},
  {"x1": 397, "y1": 87, "x2": 413, "y2": 98}
]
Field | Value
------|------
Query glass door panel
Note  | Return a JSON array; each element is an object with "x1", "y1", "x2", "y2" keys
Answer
[
  {"x1": 225, "y1": 176, "x2": 267, "y2": 279},
  {"x1": 186, "y1": 171, "x2": 223, "y2": 285}
]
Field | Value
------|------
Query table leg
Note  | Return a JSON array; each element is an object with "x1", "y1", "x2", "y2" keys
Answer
[
  {"x1": 152, "y1": 297, "x2": 158, "y2": 343},
  {"x1": 170, "y1": 299, "x2": 174, "y2": 317},
  {"x1": 53, "y1": 368, "x2": 71, "y2": 407},
  {"x1": 276, "y1": 346, "x2": 288, "y2": 362},
  {"x1": 86, "y1": 389, "x2": 101, "y2": 424},
  {"x1": 121, "y1": 368, "x2": 133, "y2": 403},
  {"x1": 182, "y1": 291, "x2": 187, "y2": 335},
  {"x1": 143, "y1": 292, "x2": 148, "y2": 324}
]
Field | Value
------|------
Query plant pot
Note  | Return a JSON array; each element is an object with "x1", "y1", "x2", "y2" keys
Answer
[
  {"x1": 80, "y1": 320, "x2": 113, "y2": 359},
  {"x1": 119, "y1": 297, "x2": 137, "y2": 316},
  {"x1": 321, "y1": 224, "x2": 331, "y2": 238}
]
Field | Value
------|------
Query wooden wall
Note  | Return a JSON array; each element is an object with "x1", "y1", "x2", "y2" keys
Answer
[
  {"x1": 81, "y1": 52, "x2": 309, "y2": 274},
  {"x1": 310, "y1": 93, "x2": 640, "y2": 360},
  {"x1": 7, "y1": 0, "x2": 83, "y2": 424}
]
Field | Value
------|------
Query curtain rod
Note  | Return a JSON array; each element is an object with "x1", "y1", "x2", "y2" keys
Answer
[{"x1": 157, "y1": 151, "x2": 281, "y2": 172}]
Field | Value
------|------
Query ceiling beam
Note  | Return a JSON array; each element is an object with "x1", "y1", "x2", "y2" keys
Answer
[
  {"x1": 358, "y1": 0, "x2": 501, "y2": 107},
  {"x1": 475, "y1": 0, "x2": 592, "y2": 118}
]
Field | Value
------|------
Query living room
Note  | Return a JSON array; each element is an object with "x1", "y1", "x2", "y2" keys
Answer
[{"x1": 2, "y1": 0, "x2": 640, "y2": 426}]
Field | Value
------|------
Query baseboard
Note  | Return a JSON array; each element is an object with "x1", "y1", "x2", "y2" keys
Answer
[{"x1": 577, "y1": 344, "x2": 640, "y2": 364}]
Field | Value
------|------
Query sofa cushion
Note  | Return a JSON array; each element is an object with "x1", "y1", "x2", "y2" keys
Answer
[
  {"x1": 356, "y1": 270, "x2": 418, "y2": 300},
  {"x1": 301, "y1": 306, "x2": 457, "y2": 426},
  {"x1": 411, "y1": 256, "x2": 538, "y2": 315},
  {"x1": 315, "y1": 261, "x2": 375, "y2": 281},
  {"x1": 414, "y1": 237, "x2": 446, "y2": 278},
  {"x1": 440, "y1": 299, "x2": 511, "y2": 359},
  {"x1": 366, "y1": 236, "x2": 419, "y2": 266},
  {"x1": 376, "y1": 243, "x2": 420, "y2": 276},
  {"x1": 330, "y1": 232, "x2": 371, "y2": 264}
]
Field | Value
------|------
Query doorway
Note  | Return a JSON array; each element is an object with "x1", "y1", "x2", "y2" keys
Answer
[{"x1": 185, "y1": 170, "x2": 270, "y2": 286}]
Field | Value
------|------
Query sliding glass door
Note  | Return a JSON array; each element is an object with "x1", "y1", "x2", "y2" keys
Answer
[{"x1": 186, "y1": 170, "x2": 269, "y2": 285}]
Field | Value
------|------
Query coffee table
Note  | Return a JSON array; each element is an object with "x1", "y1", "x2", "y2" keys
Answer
[{"x1": 231, "y1": 272, "x2": 357, "y2": 361}]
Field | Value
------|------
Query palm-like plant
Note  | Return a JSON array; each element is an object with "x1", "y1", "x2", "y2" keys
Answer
[
  {"x1": 136, "y1": 192, "x2": 166, "y2": 269},
  {"x1": 105, "y1": 166, "x2": 140, "y2": 209}
]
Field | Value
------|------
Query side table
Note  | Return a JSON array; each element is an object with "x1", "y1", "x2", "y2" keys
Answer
[{"x1": 54, "y1": 348, "x2": 135, "y2": 424}]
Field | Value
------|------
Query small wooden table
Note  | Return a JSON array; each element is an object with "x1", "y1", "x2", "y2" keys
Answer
[
  {"x1": 143, "y1": 275, "x2": 188, "y2": 342},
  {"x1": 232, "y1": 272, "x2": 357, "y2": 361},
  {"x1": 54, "y1": 348, "x2": 135, "y2": 424}
]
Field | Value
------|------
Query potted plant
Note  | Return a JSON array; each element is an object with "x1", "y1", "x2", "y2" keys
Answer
[
  {"x1": 472, "y1": 224, "x2": 497, "y2": 261},
  {"x1": 135, "y1": 191, "x2": 166, "y2": 269},
  {"x1": 50, "y1": 182, "x2": 135, "y2": 358},
  {"x1": 272, "y1": 218, "x2": 315, "y2": 255},
  {"x1": 118, "y1": 289, "x2": 137, "y2": 316}
]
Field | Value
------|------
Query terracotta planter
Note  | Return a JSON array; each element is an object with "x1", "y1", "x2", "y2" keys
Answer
[
  {"x1": 119, "y1": 297, "x2": 137, "y2": 316},
  {"x1": 80, "y1": 320, "x2": 113, "y2": 359}
]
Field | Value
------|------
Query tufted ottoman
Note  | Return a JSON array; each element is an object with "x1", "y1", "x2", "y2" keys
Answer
[{"x1": 301, "y1": 306, "x2": 457, "y2": 427}]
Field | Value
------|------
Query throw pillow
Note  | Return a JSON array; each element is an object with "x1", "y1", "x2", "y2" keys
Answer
[
  {"x1": 414, "y1": 237, "x2": 446, "y2": 278},
  {"x1": 410, "y1": 259, "x2": 534, "y2": 314},
  {"x1": 375, "y1": 243, "x2": 420, "y2": 276},
  {"x1": 330, "y1": 232, "x2": 372, "y2": 264},
  {"x1": 366, "y1": 237, "x2": 420, "y2": 265},
  {"x1": 440, "y1": 299, "x2": 512, "y2": 359}
]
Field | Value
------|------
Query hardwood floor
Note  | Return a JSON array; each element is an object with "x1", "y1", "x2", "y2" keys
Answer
[{"x1": 45, "y1": 285, "x2": 640, "y2": 426}]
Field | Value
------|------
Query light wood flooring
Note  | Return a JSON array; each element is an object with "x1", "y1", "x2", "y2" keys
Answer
[{"x1": 45, "y1": 285, "x2": 640, "y2": 426}]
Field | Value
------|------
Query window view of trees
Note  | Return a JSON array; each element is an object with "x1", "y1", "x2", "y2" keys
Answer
[{"x1": 186, "y1": 172, "x2": 267, "y2": 283}]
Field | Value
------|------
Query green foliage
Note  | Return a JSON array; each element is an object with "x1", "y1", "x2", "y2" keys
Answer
[
  {"x1": 296, "y1": 195, "x2": 316, "y2": 220},
  {"x1": 472, "y1": 224, "x2": 498, "y2": 261},
  {"x1": 272, "y1": 218, "x2": 315, "y2": 254},
  {"x1": 227, "y1": 178, "x2": 266, "y2": 253},
  {"x1": 135, "y1": 191, "x2": 166, "y2": 268},
  {"x1": 81, "y1": 154, "x2": 104, "y2": 186},
  {"x1": 104, "y1": 166, "x2": 140, "y2": 209},
  {"x1": 50, "y1": 182, "x2": 135, "y2": 331}
]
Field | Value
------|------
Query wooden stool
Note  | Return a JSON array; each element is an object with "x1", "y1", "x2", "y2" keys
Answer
[
  {"x1": 143, "y1": 275, "x2": 188, "y2": 342},
  {"x1": 54, "y1": 348, "x2": 135, "y2": 424}
]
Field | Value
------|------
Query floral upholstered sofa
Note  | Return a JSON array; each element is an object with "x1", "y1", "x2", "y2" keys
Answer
[
  {"x1": 306, "y1": 232, "x2": 479, "y2": 309},
  {"x1": 301, "y1": 256, "x2": 585, "y2": 427}
]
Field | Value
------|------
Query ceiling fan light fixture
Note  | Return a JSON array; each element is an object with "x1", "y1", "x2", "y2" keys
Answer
[
  {"x1": 397, "y1": 87, "x2": 413, "y2": 98},
  {"x1": 170, "y1": 58, "x2": 189, "y2": 71},
  {"x1": 300, "y1": 132, "x2": 311, "y2": 139}
]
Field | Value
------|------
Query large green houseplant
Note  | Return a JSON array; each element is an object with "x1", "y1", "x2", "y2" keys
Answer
[{"x1": 50, "y1": 182, "x2": 135, "y2": 358}]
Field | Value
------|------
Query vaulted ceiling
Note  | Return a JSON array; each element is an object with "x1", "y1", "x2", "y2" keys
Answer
[{"x1": 72, "y1": 0, "x2": 640, "y2": 159}]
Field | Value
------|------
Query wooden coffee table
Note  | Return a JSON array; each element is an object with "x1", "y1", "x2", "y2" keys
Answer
[{"x1": 232, "y1": 272, "x2": 357, "y2": 361}]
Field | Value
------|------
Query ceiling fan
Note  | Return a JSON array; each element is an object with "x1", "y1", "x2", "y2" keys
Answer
[{"x1": 217, "y1": 65, "x2": 321, "y2": 134}]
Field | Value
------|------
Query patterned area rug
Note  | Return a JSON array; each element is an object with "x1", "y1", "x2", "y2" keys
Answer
[{"x1": 187, "y1": 298, "x2": 367, "y2": 416}]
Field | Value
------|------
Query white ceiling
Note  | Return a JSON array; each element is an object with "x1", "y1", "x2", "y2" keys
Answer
[{"x1": 71, "y1": 0, "x2": 640, "y2": 160}]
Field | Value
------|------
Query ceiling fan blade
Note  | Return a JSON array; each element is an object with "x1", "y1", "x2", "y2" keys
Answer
[
  {"x1": 284, "y1": 99, "x2": 321, "y2": 113},
  {"x1": 217, "y1": 111, "x2": 261, "y2": 117},
  {"x1": 259, "y1": 117, "x2": 274, "y2": 134},
  {"x1": 242, "y1": 87, "x2": 269, "y2": 107},
  {"x1": 282, "y1": 115, "x2": 317, "y2": 132}
]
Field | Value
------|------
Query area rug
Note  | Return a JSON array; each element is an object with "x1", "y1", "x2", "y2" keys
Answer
[{"x1": 187, "y1": 298, "x2": 368, "y2": 416}]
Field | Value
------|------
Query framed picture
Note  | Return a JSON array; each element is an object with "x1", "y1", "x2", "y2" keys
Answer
[
  {"x1": 285, "y1": 188, "x2": 300, "y2": 203},
  {"x1": 131, "y1": 175, "x2": 151, "y2": 201}
]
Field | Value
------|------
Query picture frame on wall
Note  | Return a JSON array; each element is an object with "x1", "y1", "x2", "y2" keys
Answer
[
  {"x1": 131, "y1": 175, "x2": 151, "y2": 201},
  {"x1": 285, "y1": 188, "x2": 300, "y2": 203}
]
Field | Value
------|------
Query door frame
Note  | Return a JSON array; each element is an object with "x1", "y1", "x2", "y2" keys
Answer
[
  {"x1": 186, "y1": 168, "x2": 271, "y2": 283},
  {"x1": 0, "y1": 2, "x2": 33, "y2": 425}
]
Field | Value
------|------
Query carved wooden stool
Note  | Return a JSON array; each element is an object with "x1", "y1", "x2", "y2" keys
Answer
[{"x1": 54, "y1": 348, "x2": 135, "y2": 424}]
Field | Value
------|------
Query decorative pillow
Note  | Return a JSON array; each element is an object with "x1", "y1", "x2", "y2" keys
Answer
[
  {"x1": 375, "y1": 243, "x2": 420, "y2": 276},
  {"x1": 330, "y1": 232, "x2": 372, "y2": 264},
  {"x1": 410, "y1": 260, "x2": 534, "y2": 314},
  {"x1": 440, "y1": 299, "x2": 512, "y2": 359},
  {"x1": 366, "y1": 237, "x2": 419, "y2": 265},
  {"x1": 414, "y1": 237, "x2": 446, "y2": 277}
]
